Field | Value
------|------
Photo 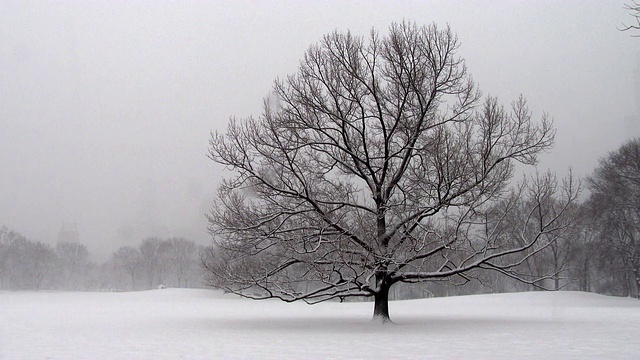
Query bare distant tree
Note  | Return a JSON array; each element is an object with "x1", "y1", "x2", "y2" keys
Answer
[
  {"x1": 587, "y1": 138, "x2": 640, "y2": 297},
  {"x1": 139, "y1": 237, "x2": 170, "y2": 289},
  {"x1": 166, "y1": 238, "x2": 196, "y2": 287},
  {"x1": 113, "y1": 246, "x2": 141, "y2": 290},
  {"x1": 0, "y1": 227, "x2": 14, "y2": 288},
  {"x1": 203, "y1": 22, "x2": 575, "y2": 322},
  {"x1": 1, "y1": 228, "x2": 59, "y2": 290},
  {"x1": 621, "y1": 1, "x2": 640, "y2": 35},
  {"x1": 29, "y1": 242, "x2": 59, "y2": 290},
  {"x1": 570, "y1": 219, "x2": 598, "y2": 292},
  {"x1": 56, "y1": 242, "x2": 90, "y2": 290},
  {"x1": 487, "y1": 172, "x2": 581, "y2": 291}
]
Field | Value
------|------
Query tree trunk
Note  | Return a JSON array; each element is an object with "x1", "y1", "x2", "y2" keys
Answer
[
  {"x1": 372, "y1": 275, "x2": 392, "y2": 323},
  {"x1": 553, "y1": 249, "x2": 561, "y2": 291},
  {"x1": 633, "y1": 267, "x2": 640, "y2": 300},
  {"x1": 624, "y1": 271, "x2": 633, "y2": 297},
  {"x1": 580, "y1": 257, "x2": 590, "y2": 292},
  {"x1": 130, "y1": 273, "x2": 136, "y2": 291}
]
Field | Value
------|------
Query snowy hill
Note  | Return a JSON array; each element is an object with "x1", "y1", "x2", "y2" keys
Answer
[{"x1": 1, "y1": 289, "x2": 639, "y2": 359}]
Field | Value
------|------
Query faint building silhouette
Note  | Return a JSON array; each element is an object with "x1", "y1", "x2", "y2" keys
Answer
[{"x1": 57, "y1": 223, "x2": 79, "y2": 243}]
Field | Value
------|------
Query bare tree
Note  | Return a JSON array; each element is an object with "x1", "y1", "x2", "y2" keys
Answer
[
  {"x1": 204, "y1": 22, "x2": 574, "y2": 322},
  {"x1": 113, "y1": 246, "x2": 141, "y2": 291},
  {"x1": 56, "y1": 241, "x2": 91, "y2": 290},
  {"x1": 1, "y1": 228, "x2": 60, "y2": 290},
  {"x1": 166, "y1": 238, "x2": 196, "y2": 287},
  {"x1": 483, "y1": 172, "x2": 581, "y2": 291},
  {"x1": 139, "y1": 237, "x2": 170, "y2": 289},
  {"x1": 29, "y1": 242, "x2": 59, "y2": 290},
  {"x1": 621, "y1": 1, "x2": 640, "y2": 35},
  {"x1": 1, "y1": 231, "x2": 59, "y2": 291},
  {"x1": 587, "y1": 137, "x2": 640, "y2": 298}
]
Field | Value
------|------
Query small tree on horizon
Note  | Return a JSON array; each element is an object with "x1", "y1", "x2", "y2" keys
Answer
[{"x1": 203, "y1": 22, "x2": 578, "y2": 322}]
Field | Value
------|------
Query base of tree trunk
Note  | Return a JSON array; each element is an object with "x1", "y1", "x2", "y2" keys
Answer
[
  {"x1": 372, "y1": 279, "x2": 392, "y2": 323},
  {"x1": 371, "y1": 314, "x2": 394, "y2": 324}
]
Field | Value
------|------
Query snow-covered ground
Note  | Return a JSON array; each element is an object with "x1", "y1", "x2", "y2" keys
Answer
[{"x1": 1, "y1": 289, "x2": 639, "y2": 359}]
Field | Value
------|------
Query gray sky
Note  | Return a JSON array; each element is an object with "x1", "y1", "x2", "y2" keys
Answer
[{"x1": 0, "y1": 1, "x2": 637, "y2": 260}]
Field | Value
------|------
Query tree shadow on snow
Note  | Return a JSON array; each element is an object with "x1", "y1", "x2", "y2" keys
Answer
[{"x1": 211, "y1": 313, "x2": 587, "y2": 334}]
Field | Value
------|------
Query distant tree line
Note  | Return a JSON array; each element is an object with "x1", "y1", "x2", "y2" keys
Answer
[
  {"x1": 110, "y1": 237, "x2": 207, "y2": 291},
  {"x1": 0, "y1": 229, "x2": 206, "y2": 291},
  {"x1": 2, "y1": 139, "x2": 638, "y2": 298}
]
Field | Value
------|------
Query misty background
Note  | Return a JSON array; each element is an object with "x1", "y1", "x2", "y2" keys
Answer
[{"x1": 0, "y1": 1, "x2": 637, "y2": 261}]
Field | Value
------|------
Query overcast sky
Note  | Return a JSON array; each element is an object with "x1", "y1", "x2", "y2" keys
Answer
[{"x1": 1, "y1": 1, "x2": 637, "y2": 260}]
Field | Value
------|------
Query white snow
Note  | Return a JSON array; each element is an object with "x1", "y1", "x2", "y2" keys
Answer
[{"x1": 1, "y1": 289, "x2": 639, "y2": 359}]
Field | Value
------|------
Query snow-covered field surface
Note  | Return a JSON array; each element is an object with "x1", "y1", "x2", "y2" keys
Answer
[{"x1": 1, "y1": 289, "x2": 639, "y2": 359}]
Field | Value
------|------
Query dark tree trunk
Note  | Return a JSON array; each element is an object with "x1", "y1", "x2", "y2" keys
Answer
[
  {"x1": 633, "y1": 267, "x2": 640, "y2": 299},
  {"x1": 580, "y1": 257, "x2": 590, "y2": 292},
  {"x1": 553, "y1": 250, "x2": 560, "y2": 290},
  {"x1": 372, "y1": 275, "x2": 392, "y2": 323}
]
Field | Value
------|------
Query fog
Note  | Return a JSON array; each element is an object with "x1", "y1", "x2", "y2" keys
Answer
[{"x1": 0, "y1": 1, "x2": 637, "y2": 260}]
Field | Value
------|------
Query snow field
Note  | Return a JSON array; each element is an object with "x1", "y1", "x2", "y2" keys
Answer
[{"x1": 1, "y1": 289, "x2": 639, "y2": 359}]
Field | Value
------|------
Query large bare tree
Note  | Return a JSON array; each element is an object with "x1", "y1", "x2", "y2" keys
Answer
[{"x1": 204, "y1": 22, "x2": 576, "y2": 322}]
